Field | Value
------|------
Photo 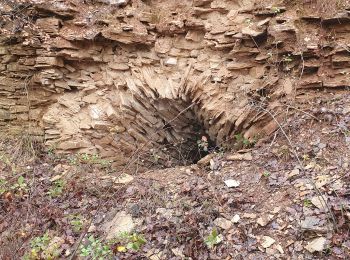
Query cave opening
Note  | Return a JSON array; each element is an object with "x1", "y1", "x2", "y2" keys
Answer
[{"x1": 149, "y1": 98, "x2": 219, "y2": 168}]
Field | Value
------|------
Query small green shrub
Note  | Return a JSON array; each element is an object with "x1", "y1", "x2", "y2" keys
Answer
[
  {"x1": 117, "y1": 232, "x2": 147, "y2": 251},
  {"x1": 234, "y1": 133, "x2": 255, "y2": 149},
  {"x1": 69, "y1": 214, "x2": 85, "y2": 232},
  {"x1": 262, "y1": 171, "x2": 270, "y2": 177},
  {"x1": 282, "y1": 54, "x2": 293, "y2": 63},
  {"x1": 197, "y1": 136, "x2": 209, "y2": 152},
  {"x1": 0, "y1": 178, "x2": 8, "y2": 195},
  {"x1": 47, "y1": 180, "x2": 65, "y2": 198},
  {"x1": 303, "y1": 199, "x2": 312, "y2": 208},
  {"x1": 11, "y1": 176, "x2": 28, "y2": 193},
  {"x1": 23, "y1": 233, "x2": 60, "y2": 260},
  {"x1": 79, "y1": 236, "x2": 112, "y2": 260},
  {"x1": 204, "y1": 228, "x2": 223, "y2": 249}
]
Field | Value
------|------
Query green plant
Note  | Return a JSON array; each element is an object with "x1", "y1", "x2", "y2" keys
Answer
[
  {"x1": 303, "y1": 199, "x2": 312, "y2": 208},
  {"x1": 24, "y1": 233, "x2": 60, "y2": 260},
  {"x1": 11, "y1": 176, "x2": 28, "y2": 193},
  {"x1": 79, "y1": 236, "x2": 112, "y2": 260},
  {"x1": 47, "y1": 180, "x2": 65, "y2": 198},
  {"x1": 271, "y1": 6, "x2": 281, "y2": 14},
  {"x1": 0, "y1": 152, "x2": 16, "y2": 173},
  {"x1": 234, "y1": 133, "x2": 254, "y2": 149},
  {"x1": 68, "y1": 155, "x2": 78, "y2": 165},
  {"x1": 204, "y1": 228, "x2": 223, "y2": 249},
  {"x1": 69, "y1": 214, "x2": 85, "y2": 232},
  {"x1": 282, "y1": 54, "x2": 293, "y2": 63},
  {"x1": 245, "y1": 18, "x2": 252, "y2": 25},
  {"x1": 67, "y1": 153, "x2": 111, "y2": 168},
  {"x1": 116, "y1": 232, "x2": 147, "y2": 251},
  {"x1": 0, "y1": 178, "x2": 8, "y2": 195},
  {"x1": 197, "y1": 136, "x2": 209, "y2": 152},
  {"x1": 262, "y1": 171, "x2": 270, "y2": 177}
]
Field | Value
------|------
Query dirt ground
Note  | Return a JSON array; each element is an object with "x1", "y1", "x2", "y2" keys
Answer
[{"x1": 1, "y1": 92, "x2": 350, "y2": 259}]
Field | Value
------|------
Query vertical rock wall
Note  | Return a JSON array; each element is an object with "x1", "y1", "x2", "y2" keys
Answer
[{"x1": 0, "y1": 0, "x2": 349, "y2": 169}]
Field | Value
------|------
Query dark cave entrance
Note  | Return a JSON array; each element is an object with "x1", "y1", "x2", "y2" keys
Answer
[{"x1": 150, "y1": 98, "x2": 219, "y2": 168}]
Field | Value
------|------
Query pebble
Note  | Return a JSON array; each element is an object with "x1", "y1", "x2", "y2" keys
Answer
[
  {"x1": 260, "y1": 236, "x2": 276, "y2": 248},
  {"x1": 214, "y1": 217, "x2": 232, "y2": 230},
  {"x1": 224, "y1": 179, "x2": 240, "y2": 188},
  {"x1": 232, "y1": 214, "x2": 240, "y2": 223},
  {"x1": 305, "y1": 237, "x2": 327, "y2": 253}
]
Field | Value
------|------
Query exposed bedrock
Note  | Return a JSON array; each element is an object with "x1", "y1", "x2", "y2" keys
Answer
[{"x1": 0, "y1": 0, "x2": 350, "y2": 170}]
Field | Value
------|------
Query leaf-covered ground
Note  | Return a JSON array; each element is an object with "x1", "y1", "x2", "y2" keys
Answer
[{"x1": 1, "y1": 92, "x2": 350, "y2": 259}]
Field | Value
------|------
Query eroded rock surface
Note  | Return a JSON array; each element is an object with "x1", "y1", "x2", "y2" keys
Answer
[{"x1": 0, "y1": 0, "x2": 349, "y2": 170}]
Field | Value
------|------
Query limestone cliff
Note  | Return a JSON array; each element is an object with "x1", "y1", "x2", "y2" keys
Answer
[{"x1": 0, "y1": 0, "x2": 349, "y2": 169}]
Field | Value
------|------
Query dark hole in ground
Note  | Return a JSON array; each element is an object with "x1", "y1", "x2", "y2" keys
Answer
[{"x1": 152, "y1": 99, "x2": 220, "y2": 167}]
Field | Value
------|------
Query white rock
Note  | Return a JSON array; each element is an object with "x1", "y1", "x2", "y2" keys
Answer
[
  {"x1": 275, "y1": 244, "x2": 284, "y2": 254},
  {"x1": 261, "y1": 236, "x2": 276, "y2": 248},
  {"x1": 232, "y1": 214, "x2": 240, "y2": 223},
  {"x1": 226, "y1": 152, "x2": 252, "y2": 161},
  {"x1": 305, "y1": 237, "x2": 327, "y2": 253},
  {"x1": 102, "y1": 211, "x2": 135, "y2": 239},
  {"x1": 165, "y1": 57, "x2": 177, "y2": 66},
  {"x1": 214, "y1": 217, "x2": 232, "y2": 230},
  {"x1": 114, "y1": 173, "x2": 134, "y2": 184},
  {"x1": 224, "y1": 179, "x2": 240, "y2": 188},
  {"x1": 257, "y1": 214, "x2": 274, "y2": 227},
  {"x1": 288, "y1": 168, "x2": 300, "y2": 179}
]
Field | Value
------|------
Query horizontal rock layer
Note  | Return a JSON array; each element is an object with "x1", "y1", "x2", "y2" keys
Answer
[{"x1": 0, "y1": 0, "x2": 349, "y2": 170}]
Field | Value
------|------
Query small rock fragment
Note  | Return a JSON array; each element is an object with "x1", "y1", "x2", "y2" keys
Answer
[
  {"x1": 165, "y1": 57, "x2": 177, "y2": 66},
  {"x1": 50, "y1": 174, "x2": 62, "y2": 182},
  {"x1": 243, "y1": 213, "x2": 257, "y2": 219},
  {"x1": 310, "y1": 195, "x2": 328, "y2": 210},
  {"x1": 102, "y1": 211, "x2": 135, "y2": 240},
  {"x1": 288, "y1": 168, "x2": 300, "y2": 179},
  {"x1": 226, "y1": 152, "x2": 252, "y2": 161},
  {"x1": 257, "y1": 214, "x2": 274, "y2": 227},
  {"x1": 171, "y1": 248, "x2": 184, "y2": 258},
  {"x1": 300, "y1": 216, "x2": 321, "y2": 231},
  {"x1": 197, "y1": 154, "x2": 215, "y2": 166},
  {"x1": 261, "y1": 236, "x2": 276, "y2": 248},
  {"x1": 305, "y1": 237, "x2": 327, "y2": 253},
  {"x1": 114, "y1": 173, "x2": 134, "y2": 184},
  {"x1": 275, "y1": 244, "x2": 284, "y2": 254},
  {"x1": 214, "y1": 217, "x2": 232, "y2": 230},
  {"x1": 232, "y1": 214, "x2": 240, "y2": 223},
  {"x1": 224, "y1": 179, "x2": 240, "y2": 188}
]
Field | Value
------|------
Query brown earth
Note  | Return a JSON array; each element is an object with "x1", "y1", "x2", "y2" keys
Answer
[{"x1": 1, "y1": 0, "x2": 350, "y2": 172}]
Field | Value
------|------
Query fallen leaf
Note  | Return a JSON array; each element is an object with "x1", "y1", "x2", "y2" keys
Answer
[{"x1": 117, "y1": 246, "x2": 127, "y2": 252}]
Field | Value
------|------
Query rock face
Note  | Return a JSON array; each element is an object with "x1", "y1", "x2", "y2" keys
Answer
[{"x1": 0, "y1": 0, "x2": 349, "y2": 170}]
